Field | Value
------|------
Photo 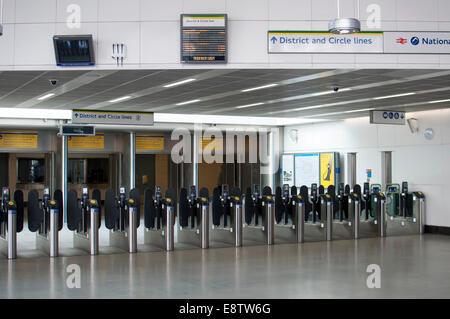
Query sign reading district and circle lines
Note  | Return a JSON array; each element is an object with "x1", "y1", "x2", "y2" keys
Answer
[
  {"x1": 268, "y1": 30, "x2": 450, "y2": 54},
  {"x1": 72, "y1": 110, "x2": 154, "y2": 126}
]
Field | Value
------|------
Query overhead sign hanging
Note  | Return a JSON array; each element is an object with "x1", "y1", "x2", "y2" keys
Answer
[
  {"x1": 72, "y1": 110, "x2": 154, "y2": 126},
  {"x1": 268, "y1": 31, "x2": 383, "y2": 53},
  {"x1": 370, "y1": 110, "x2": 406, "y2": 125},
  {"x1": 181, "y1": 14, "x2": 227, "y2": 63}
]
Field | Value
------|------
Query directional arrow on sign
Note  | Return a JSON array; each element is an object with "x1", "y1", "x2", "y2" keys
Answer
[{"x1": 271, "y1": 36, "x2": 277, "y2": 44}]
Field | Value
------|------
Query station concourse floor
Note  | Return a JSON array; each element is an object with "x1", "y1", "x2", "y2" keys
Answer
[{"x1": 0, "y1": 233, "x2": 449, "y2": 299}]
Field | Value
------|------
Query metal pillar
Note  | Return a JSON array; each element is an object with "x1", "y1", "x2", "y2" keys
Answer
[
  {"x1": 129, "y1": 132, "x2": 136, "y2": 189},
  {"x1": 61, "y1": 136, "x2": 68, "y2": 223}
]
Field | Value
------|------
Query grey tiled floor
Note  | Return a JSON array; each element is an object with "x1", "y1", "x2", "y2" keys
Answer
[{"x1": 0, "y1": 234, "x2": 449, "y2": 299}]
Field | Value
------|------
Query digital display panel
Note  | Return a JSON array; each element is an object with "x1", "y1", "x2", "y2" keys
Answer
[
  {"x1": 53, "y1": 35, "x2": 95, "y2": 66},
  {"x1": 181, "y1": 14, "x2": 227, "y2": 63}
]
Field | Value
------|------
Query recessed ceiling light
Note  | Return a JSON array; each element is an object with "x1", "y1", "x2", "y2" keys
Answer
[
  {"x1": 241, "y1": 84, "x2": 278, "y2": 92},
  {"x1": 109, "y1": 96, "x2": 132, "y2": 103},
  {"x1": 37, "y1": 93, "x2": 55, "y2": 101},
  {"x1": 235, "y1": 102, "x2": 264, "y2": 109},
  {"x1": 428, "y1": 98, "x2": 450, "y2": 104},
  {"x1": 163, "y1": 78, "x2": 196, "y2": 88},
  {"x1": 176, "y1": 99, "x2": 201, "y2": 106},
  {"x1": 373, "y1": 92, "x2": 415, "y2": 100}
]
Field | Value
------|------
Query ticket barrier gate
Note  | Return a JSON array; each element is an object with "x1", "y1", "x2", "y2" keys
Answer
[
  {"x1": 243, "y1": 185, "x2": 275, "y2": 245},
  {"x1": 27, "y1": 188, "x2": 63, "y2": 257},
  {"x1": 385, "y1": 182, "x2": 425, "y2": 236},
  {"x1": 274, "y1": 185, "x2": 305, "y2": 243},
  {"x1": 355, "y1": 183, "x2": 380, "y2": 238},
  {"x1": 0, "y1": 188, "x2": 24, "y2": 259},
  {"x1": 105, "y1": 187, "x2": 140, "y2": 253},
  {"x1": 299, "y1": 184, "x2": 332, "y2": 242},
  {"x1": 67, "y1": 187, "x2": 101, "y2": 255},
  {"x1": 178, "y1": 186, "x2": 210, "y2": 249},
  {"x1": 326, "y1": 184, "x2": 353, "y2": 240},
  {"x1": 210, "y1": 184, "x2": 243, "y2": 247},
  {"x1": 144, "y1": 186, "x2": 176, "y2": 251}
]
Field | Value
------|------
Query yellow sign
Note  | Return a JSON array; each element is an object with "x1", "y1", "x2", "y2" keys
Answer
[
  {"x1": 320, "y1": 153, "x2": 334, "y2": 188},
  {"x1": 201, "y1": 137, "x2": 223, "y2": 151},
  {"x1": 136, "y1": 135, "x2": 164, "y2": 151},
  {"x1": 68, "y1": 134, "x2": 104, "y2": 149},
  {"x1": 0, "y1": 131, "x2": 38, "y2": 149}
]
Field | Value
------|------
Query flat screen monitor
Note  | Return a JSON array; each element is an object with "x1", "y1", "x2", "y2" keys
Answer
[{"x1": 53, "y1": 35, "x2": 95, "y2": 66}]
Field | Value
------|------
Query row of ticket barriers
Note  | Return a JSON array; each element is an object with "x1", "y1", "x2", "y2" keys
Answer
[{"x1": 0, "y1": 181, "x2": 425, "y2": 259}]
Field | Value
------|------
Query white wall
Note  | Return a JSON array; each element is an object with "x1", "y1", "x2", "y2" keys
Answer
[
  {"x1": 1, "y1": 0, "x2": 450, "y2": 70},
  {"x1": 284, "y1": 109, "x2": 450, "y2": 227}
]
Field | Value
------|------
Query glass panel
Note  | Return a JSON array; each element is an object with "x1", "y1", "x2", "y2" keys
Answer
[
  {"x1": 68, "y1": 159, "x2": 85, "y2": 184},
  {"x1": 17, "y1": 158, "x2": 45, "y2": 183},
  {"x1": 86, "y1": 158, "x2": 109, "y2": 184}
]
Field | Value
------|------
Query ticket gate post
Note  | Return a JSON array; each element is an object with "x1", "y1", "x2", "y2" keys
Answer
[
  {"x1": 68, "y1": 187, "x2": 101, "y2": 255},
  {"x1": 144, "y1": 186, "x2": 177, "y2": 251},
  {"x1": 105, "y1": 187, "x2": 140, "y2": 253},
  {"x1": 242, "y1": 185, "x2": 275, "y2": 245},
  {"x1": 371, "y1": 189, "x2": 387, "y2": 237},
  {"x1": 177, "y1": 186, "x2": 210, "y2": 249},
  {"x1": 0, "y1": 187, "x2": 24, "y2": 259},
  {"x1": 274, "y1": 185, "x2": 305, "y2": 243},
  {"x1": 348, "y1": 192, "x2": 361, "y2": 239},
  {"x1": 210, "y1": 185, "x2": 243, "y2": 247},
  {"x1": 28, "y1": 188, "x2": 63, "y2": 257},
  {"x1": 385, "y1": 182, "x2": 425, "y2": 236}
]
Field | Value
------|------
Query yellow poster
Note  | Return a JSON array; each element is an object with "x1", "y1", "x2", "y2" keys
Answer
[
  {"x1": 320, "y1": 153, "x2": 334, "y2": 188},
  {"x1": 0, "y1": 131, "x2": 38, "y2": 149},
  {"x1": 136, "y1": 135, "x2": 165, "y2": 151},
  {"x1": 68, "y1": 134, "x2": 104, "y2": 149},
  {"x1": 201, "y1": 137, "x2": 223, "y2": 151}
]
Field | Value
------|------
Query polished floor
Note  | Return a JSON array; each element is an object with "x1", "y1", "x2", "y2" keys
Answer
[{"x1": 0, "y1": 234, "x2": 449, "y2": 299}]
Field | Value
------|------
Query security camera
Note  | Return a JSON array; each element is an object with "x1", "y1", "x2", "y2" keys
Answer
[
  {"x1": 49, "y1": 79, "x2": 58, "y2": 86},
  {"x1": 333, "y1": 87, "x2": 339, "y2": 92}
]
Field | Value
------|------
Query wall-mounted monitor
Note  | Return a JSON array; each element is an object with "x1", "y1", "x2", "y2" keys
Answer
[{"x1": 53, "y1": 35, "x2": 95, "y2": 66}]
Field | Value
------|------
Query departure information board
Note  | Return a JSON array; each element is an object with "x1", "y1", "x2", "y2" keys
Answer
[{"x1": 181, "y1": 14, "x2": 227, "y2": 63}]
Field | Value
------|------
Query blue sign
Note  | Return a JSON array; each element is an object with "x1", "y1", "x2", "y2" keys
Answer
[{"x1": 411, "y1": 37, "x2": 420, "y2": 45}]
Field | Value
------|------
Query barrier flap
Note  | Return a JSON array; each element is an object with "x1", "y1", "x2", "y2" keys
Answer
[
  {"x1": 212, "y1": 187, "x2": 222, "y2": 226},
  {"x1": 179, "y1": 188, "x2": 189, "y2": 227},
  {"x1": 14, "y1": 190, "x2": 24, "y2": 232},
  {"x1": 54, "y1": 189, "x2": 64, "y2": 231},
  {"x1": 144, "y1": 188, "x2": 155, "y2": 229},
  {"x1": 92, "y1": 189, "x2": 102, "y2": 229},
  {"x1": 129, "y1": 188, "x2": 140, "y2": 228},
  {"x1": 27, "y1": 189, "x2": 43, "y2": 232},
  {"x1": 104, "y1": 189, "x2": 119, "y2": 230},
  {"x1": 275, "y1": 186, "x2": 283, "y2": 223},
  {"x1": 67, "y1": 189, "x2": 82, "y2": 231},
  {"x1": 291, "y1": 186, "x2": 297, "y2": 196},
  {"x1": 244, "y1": 187, "x2": 254, "y2": 225}
]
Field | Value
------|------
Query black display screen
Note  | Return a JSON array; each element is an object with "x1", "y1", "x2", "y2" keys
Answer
[
  {"x1": 53, "y1": 35, "x2": 95, "y2": 66},
  {"x1": 181, "y1": 14, "x2": 227, "y2": 64}
]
